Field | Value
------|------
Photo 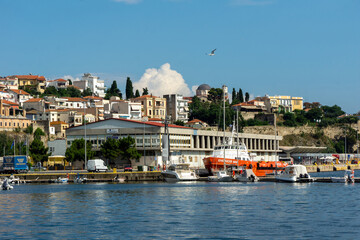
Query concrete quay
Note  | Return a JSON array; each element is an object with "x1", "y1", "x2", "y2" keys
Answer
[
  {"x1": 5, "y1": 171, "x2": 163, "y2": 183},
  {"x1": 306, "y1": 164, "x2": 360, "y2": 173}
]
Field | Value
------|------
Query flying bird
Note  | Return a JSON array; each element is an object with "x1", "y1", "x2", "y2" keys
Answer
[{"x1": 207, "y1": 49, "x2": 216, "y2": 56}]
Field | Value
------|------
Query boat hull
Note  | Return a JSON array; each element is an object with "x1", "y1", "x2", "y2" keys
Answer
[
  {"x1": 161, "y1": 171, "x2": 198, "y2": 182},
  {"x1": 203, "y1": 157, "x2": 287, "y2": 177}
]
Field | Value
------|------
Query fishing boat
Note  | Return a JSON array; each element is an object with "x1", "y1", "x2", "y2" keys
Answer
[
  {"x1": 276, "y1": 165, "x2": 313, "y2": 182},
  {"x1": 161, "y1": 163, "x2": 199, "y2": 182}
]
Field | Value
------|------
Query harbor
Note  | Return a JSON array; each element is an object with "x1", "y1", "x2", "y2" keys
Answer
[{"x1": 2, "y1": 163, "x2": 360, "y2": 184}]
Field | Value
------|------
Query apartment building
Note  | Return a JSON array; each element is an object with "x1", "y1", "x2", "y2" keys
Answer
[
  {"x1": 163, "y1": 94, "x2": 189, "y2": 123},
  {"x1": 13, "y1": 75, "x2": 46, "y2": 94},
  {"x1": 132, "y1": 95, "x2": 166, "y2": 120}
]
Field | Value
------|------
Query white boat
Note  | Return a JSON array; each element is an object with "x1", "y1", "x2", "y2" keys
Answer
[
  {"x1": 208, "y1": 171, "x2": 233, "y2": 182},
  {"x1": 2, "y1": 178, "x2": 14, "y2": 190},
  {"x1": 331, "y1": 170, "x2": 354, "y2": 183},
  {"x1": 234, "y1": 167, "x2": 259, "y2": 182},
  {"x1": 276, "y1": 165, "x2": 314, "y2": 183},
  {"x1": 55, "y1": 177, "x2": 69, "y2": 183},
  {"x1": 161, "y1": 164, "x2": 199, "y2": 182}
]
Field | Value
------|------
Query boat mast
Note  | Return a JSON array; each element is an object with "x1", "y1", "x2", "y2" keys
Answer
[
  {"x1": 274, "y1": 114, "x2": 277, "y2": 175},
  {"x1": 237, "y1": 109, "x2": 239, "y2": 167},
  {"x1": 223, "y1": 85, "x2": 226, "y2": 171}
]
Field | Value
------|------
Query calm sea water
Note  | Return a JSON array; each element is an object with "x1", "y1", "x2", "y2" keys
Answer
[{"x1": 1, "y1": 170, "x2": 360, "y2": 240}]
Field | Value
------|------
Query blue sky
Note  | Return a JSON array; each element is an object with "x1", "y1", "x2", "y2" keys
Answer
[{"x1": 1, "y1": 0, "x2": 359, "y2": 113}]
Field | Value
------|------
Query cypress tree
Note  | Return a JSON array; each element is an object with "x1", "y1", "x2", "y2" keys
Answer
[
  {"x1": 135, "y1": 89, "x2": 140, "y2": 98},
  {"x1": 238, "y1": 88, "x2": 244, "y2": 103},
  {"x1": 245, "y1": 92, "x2": 250, "y2": 102},
  {"x1": 125, "y1": 77, "x2": 134, "y2": 99}
]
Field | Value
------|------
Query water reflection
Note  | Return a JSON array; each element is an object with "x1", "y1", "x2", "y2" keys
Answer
[{"x1": 1, "y1": 182, "x2": 360, "y2": 239}]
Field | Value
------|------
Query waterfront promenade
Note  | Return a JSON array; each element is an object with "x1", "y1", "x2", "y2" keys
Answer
[{"x1": 2, "y1": 164, "x2": 360, "y2": 183}]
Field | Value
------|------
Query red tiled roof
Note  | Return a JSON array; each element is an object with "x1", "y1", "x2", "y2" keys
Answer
[
  {"x1": 187, "y1": 119, "x2": 205, "y2": 124},
  {"x1": 83, "y1": 96, "x2": 103, "y2": 100},
  {"x1": 50, "y1": 121, "x2": 68, "y2": 126},
  {"x1": 14, "y1": 75, "x2": 46, "y2": 81},
  {"x1": 1, "y1": 99, "x2": 19, "y2": 106},
  {"x1": 24, "y1": 98, "x2": 43, "y2": 103},
  {"x1": 45, "y1": 109, "x2": 69, "y2": 113},
  {"x1": 10, "y1": 89, "x2": 30, "y2": 95},
  {"x1": 133, "y1": 95, "x2": 160, "y2": 100},
  {"x1": 62, "y1": 97, "x2": 86, "y2": 102},
  {"x1": 67, "y1": 118, "x2": 192, "y2": 130}
]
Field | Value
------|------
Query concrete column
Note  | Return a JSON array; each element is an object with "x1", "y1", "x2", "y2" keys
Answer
[
  {"x1": 196, "y1": 136, "x2": 200, "y2": 148},
  {"x1": 207, "y1": 136, "x2": 210, "y2": 149},
  {"x1": 249, "y1": 138, "x2": 252, "y2": 150},
  {"x1": 212, "y1": 136, "x2": 216, "y2": 148}
]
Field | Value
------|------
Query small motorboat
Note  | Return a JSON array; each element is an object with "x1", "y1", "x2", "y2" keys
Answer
[
  {"x1": 208, "y1": 171, "x2": 233, "y2": 182},
  {"x1": 276, "y1": 165, "x2": 314, "y2": 183},
  {"x1": 55, "y1": 177, "x2": 69, "y2": 183},
  {"x1": 2, "y1": 178, "x2": 14, "y2": 190},
  {"x1": 234, "y1": 168, "x2": 259, "y2": 182},
  {"x1": 331, "y1": 170, "x2": 354, "y2": 183},
  {"x1": 161, "y1": 164, "x2": 199, "y2": 182}
]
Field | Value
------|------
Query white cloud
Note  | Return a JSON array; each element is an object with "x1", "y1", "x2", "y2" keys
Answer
[
  {"x1": 133, "y1": 63, "x2": 193, "y2": 97},
  {"x1": 62, "y1": 75, "x2": 80, "y2": 82},
  {"x1": 112, "y1": 0, "x2": 142, "y2": 4}
]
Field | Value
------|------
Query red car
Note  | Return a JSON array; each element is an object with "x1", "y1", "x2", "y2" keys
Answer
[{"x1": 124, "y1": 167, "x2": 133, "y2": 172}]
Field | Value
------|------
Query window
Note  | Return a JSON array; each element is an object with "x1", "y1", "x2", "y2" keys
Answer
[{"x1": 149, "y1": 101, "x2": 152, "y2": 106}]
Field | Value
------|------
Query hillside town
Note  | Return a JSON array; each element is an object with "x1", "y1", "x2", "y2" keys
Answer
[{"x1": 0, "y1": 73, "x2": 359, "y2": 171}]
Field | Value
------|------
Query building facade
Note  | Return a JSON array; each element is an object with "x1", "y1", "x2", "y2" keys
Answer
[
  {"x1": 66, "y1": 118, "x2": 282, "y2": 169},
  {"x1": 163, "y1": 94, "x2": 189, "y2": 123},
  {"x1": 132, "y1": 95, "x2": 166, "y2": 120}
]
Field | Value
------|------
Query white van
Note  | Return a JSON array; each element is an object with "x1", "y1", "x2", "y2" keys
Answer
[{"x1": 87, "y1": 159, "x2": 108, "y2": 172}]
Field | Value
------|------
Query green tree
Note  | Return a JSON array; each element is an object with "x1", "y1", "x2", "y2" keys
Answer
[
  {"x1": 321, "y1": 105, "x2": 344, "y2": 118},
  {"x1": 142, "y1": 87, "x2": 149, "y2": 96},
  {"x1": 238, "y1": 88, "x2": 244, "y2": 103},
  {"x1": 68, "y1": 79, "x2": 72, "y2": 85},
  {"x1": 24, "y1": 124, "x2": 34, "y2": 134},
  {"x1": 125, "y1": 77, "x2": 134, "y2": 99},
  {"x1": 82, "y1": 88, "x2": 93, "y2": 97},
  {"x1": 305, "y1": 107, "x2": 323, "y2": 123},
  {"x1": 135, "y1": 89, "x2": 140, "y2": 98},
  {"x1": 231, "y1": 88, "x2": 238, "y2": 104},
  {"x1": 174, "y1": 120, "x2": 185, "y2": 126},
  {"x1": 67, "y1": 86, "x2": 82, "y2": 97},
  {"x1": 101, "y1": 138, "x2": 121, "y2": 165},
  {"x1": 283, "y1": 112, "x2": 297, "y2": 127},
  {"x1": 29, "y1": 138, "x2": 49, "y2": 164},
  {"x1": 207, "y1": 88, "x2": 223, "y2": 103},
  {"x1": 105, "y1": 80, "x2": 122, "y2": 99},
  {"x1": 245, "y1": 92, "x2": 250, "y2": 102},
  {"x1": 118, "y1": 136, "x2": 141, "y2": 162},
  {"x1": 65, "y1": 139, "x2": 94, "y2": 163},
  {"x1": 34, "y1": 128, "x2": 45, "y2": 139}
]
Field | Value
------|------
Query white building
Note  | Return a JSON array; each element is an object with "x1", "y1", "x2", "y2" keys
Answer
[
  {"x1": 73, "y1": 73, "x2": 106, "y2": 98},
  {"x1": 46, "y1": 79, "x2": 69, "y2": 89},
  {"x1": 104, "y1": 97, "x2": 142, "y2": 120},
  {"x1": 66, "y1": 118, "x2": 282, "y2": 169},
  {"x1": 163, "y1": 94, "x2": 189, "y2": 123},
  {"x1": 0, "y1": 76, "x2": 18, "y2": 90}
]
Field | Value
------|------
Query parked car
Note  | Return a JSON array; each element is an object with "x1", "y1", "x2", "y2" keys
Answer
[{"x1": 124, "y1": 167, "x2": 133, "y2": 172}]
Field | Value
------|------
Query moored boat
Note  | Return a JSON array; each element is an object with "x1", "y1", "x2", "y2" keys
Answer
[
  {"x1": 203, "y1": 143, "x2": 288, "y2": 177},
  {"x1": 331, "y1": 170, "x2": 354, "y2": 183},
  {"x1": 208, "y1": 170, "x2": 233, "y2": 182},
  {"x1": 276, "y1": 165, "x2": 313, "y2": 183},
  {"x1": 161, "y1": 163, "x2": 199, "y2": 182}
]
